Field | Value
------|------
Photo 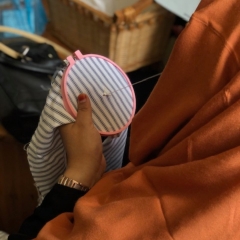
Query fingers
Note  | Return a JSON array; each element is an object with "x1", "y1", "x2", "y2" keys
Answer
[{"x1": 76, "y1": 93, "x2": 93, "y2": 125}]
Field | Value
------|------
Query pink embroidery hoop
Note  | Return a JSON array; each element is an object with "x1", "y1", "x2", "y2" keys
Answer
[{"x1": 61, "y1": 50, "x2": 136, "y2": 136}]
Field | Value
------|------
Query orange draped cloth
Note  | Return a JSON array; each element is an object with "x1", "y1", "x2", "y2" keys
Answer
[{"x1": 35, "y1": 0, "x2": 240, "y2": 239}]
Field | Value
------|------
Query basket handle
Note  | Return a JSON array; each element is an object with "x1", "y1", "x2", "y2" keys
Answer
[
  {"x1": 0, "y1": 26, "x2": 71, "y2": 59},
  {"x1": 114, "y1": 0, "x2": 154, "y2": 24}
]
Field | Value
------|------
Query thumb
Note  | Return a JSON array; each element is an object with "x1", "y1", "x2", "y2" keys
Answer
[{"x1": 76, "y1": 93, "x2": 93, "y2": 125}]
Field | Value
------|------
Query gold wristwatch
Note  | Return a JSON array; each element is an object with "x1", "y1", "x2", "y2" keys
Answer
[{"x1": 58, "y1": 175, "x2": 90, "y2": 192}]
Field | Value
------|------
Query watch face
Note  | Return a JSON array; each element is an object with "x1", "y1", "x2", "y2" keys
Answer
[{"x1": 62, "y1": 50, "x2": 136, "y2": 136}]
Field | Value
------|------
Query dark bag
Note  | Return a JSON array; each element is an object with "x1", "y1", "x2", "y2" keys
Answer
[{"x1": 0, "y1": 39, "x2": 63, "y2": 143}]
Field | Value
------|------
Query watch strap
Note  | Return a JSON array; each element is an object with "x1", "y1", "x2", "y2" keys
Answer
[{"x1": 58, "y1": 175, "x2": 90, "y2": 192}]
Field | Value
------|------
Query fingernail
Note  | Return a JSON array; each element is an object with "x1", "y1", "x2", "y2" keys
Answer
[{"x1": 78, "y1": 94, "x2": 86, "y2": 103}]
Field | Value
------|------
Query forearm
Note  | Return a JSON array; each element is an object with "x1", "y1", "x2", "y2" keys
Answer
[{"x1": 8, "y1": 184, "x2": 86, "y2": 240}]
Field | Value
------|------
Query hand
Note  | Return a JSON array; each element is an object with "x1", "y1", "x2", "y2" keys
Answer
[{"x1": 59, "y1": 93, "x2": 106, "y2": 188}]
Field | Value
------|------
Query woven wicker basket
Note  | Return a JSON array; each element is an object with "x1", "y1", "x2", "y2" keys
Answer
[{"x1": 46, "y1": 0, "x2": 175, "y2": 72}]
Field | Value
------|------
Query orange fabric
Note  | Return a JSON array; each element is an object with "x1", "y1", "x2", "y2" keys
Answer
[{"x1": 35, "y1": 0, "x2": 240, "y2": 239}]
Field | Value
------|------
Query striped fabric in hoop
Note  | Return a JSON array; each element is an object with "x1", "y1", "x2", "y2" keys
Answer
[
  {"x1": 62, "y1": 50, "x2": 136, "y2": 136},
  {"x1": 27, "y1": 50, "x2": 136, "y2": 202}
]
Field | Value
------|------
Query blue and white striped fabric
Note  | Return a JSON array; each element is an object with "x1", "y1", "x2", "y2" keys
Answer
[
  {"x1": 65, "y1": 56, "x2": 134, "y2": 134},
  {"x1": 27, "y1": 67, "x2": 129, "y2": 201}
]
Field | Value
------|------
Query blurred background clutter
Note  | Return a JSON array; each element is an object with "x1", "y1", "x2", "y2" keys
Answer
[
  {"x1": 0, "y1": 0, "x2": 199, "y2": 235},
  {"x1": 0, "y1": 0, "x2": 47, "y2": 37}
]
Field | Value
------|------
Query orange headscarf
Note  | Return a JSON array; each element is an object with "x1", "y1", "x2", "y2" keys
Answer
[{"x1": 36, "y1": 0, "x2": 240, "y2": 239}]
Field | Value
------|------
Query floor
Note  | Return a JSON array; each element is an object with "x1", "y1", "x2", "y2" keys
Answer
[{"x1": 0, "y1": 125, "x2": 38, "y2": 234}]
